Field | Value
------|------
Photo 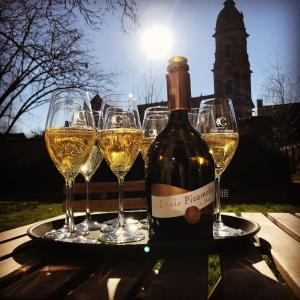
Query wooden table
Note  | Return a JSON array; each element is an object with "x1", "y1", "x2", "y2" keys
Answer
[{"x1": 0, "y1": 212, "x2": 299, "y2": 299}]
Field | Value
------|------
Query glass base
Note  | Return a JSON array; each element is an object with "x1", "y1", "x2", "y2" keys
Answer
[
  {"x1": 213, "y1": 220, "x2": 241, "y2": 238},
  {"x1": 62, "y1": 233, "x2": 97, "y2": 244},
  {"x1": 44, "y1": 223, "x2": 68, "y2": 240},
  {"x1": 76, "y1": 218, "x2": 103, "y2": 231},
  {"x1": 44, "y1": 229, "x2": 65, "y2": 240},
  {"x1": 139, "y1": 218, "x2": 148, "y2": 224},
  {"x1": 139, "y1": 218, "x2": 149, "y2": 230},
  {"x1": 44, "y1": 225, "x2": 97, "y2": 243},
  {"x1": 103, "y1": 216, "x2": 139, "y2": 226},
  {"x1": 98, "y1": 227, "x2": 145, "y2": 244},
  {"x1": 101, "y1": 217, "x2": 141, "y2": 233},
  {"x1": 62, "y1": 231, "x2": 83, "y2": 243}
]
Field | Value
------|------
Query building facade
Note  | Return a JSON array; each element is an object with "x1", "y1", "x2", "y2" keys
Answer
[{"x1": 213, "y1": 0, "x2": 254, "y2": 119}]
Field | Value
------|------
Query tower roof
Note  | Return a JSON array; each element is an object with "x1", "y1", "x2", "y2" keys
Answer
[{"x1": 214, "y1": 0, "x2": 247, "y2": 35}]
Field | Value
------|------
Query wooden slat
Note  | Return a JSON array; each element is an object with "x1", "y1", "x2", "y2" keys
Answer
[
  {"x1": 212, "y1": 242, "x2": 287, "y2": 300},
  {"x1": 67, "y1": 257, "x2": 154, "y2": 299},
  {"x1": 73, "y1": 180, "x2": 145, "y2": 194},
  {"x1": 0, "y1": 256, "x2": 101, "y2": 299},
  {"x1": 71, "y1": 198, "x2": 146, "y2": 212},
  {"x1": 210, "y1": 213, "x2": 284, "y2": 300},
  {"x1": 221, "y1": 212, "x2": 237, "y2": 217},
  {"x1": 219, "y1": 213, "x2": 278, "y2": 283},
  {"x1": 0, "y1": 245, "x2": 47, "y2": 287},
  {"x1": 0, "y1": 215, "x2": 65, "y2": 244},
  {"x1": 0, "y1": 236, "x2": 32, "y2": 259},
  {"x1": 268, "y1": 213, "x2": 300, "y2": 242},
  {"x1": 143, "y1": 256, "x2": 208, "y2": 300},
  {"x1": 70, "y1": 180, "x2": 146, "y2": 212},
  {"x1": 242, "y1": 212, "x2": 300, "y2": 299}
]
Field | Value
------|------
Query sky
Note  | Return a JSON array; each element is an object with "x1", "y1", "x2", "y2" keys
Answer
[{"x1": 19, "y1": 0, "x2": 300, "y2": 136}]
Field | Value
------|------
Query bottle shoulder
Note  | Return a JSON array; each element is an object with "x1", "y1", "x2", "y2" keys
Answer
[{"x1": 152, "y1": 123, "x2": 212, "y2": 156}]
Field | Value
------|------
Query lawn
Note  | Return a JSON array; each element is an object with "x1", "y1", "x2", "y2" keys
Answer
[
  {"x1": 0, "y1": 201, "x2": 62, "y2": 231},
  {"x1": 1, "y1": 200, "x2": 299, "y2": 232},
  {"x1": 221, "y1": 201, "x2": 300, "y2": 216}
]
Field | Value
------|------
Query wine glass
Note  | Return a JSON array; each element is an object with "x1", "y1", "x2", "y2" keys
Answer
[
  {"x1": 143, "y1": 105, "x2": 169, "y2": 118},
  {"x1": 76, "y1": 111, "x2": 103, "y2": 232},
  {"x1": 44, "y1": 89, "x2": 97, "y2": 242},
  {"x1": 199, "y1": 97, "x2": 241, "y2": 237},
  {"x1": 188, "y1": 107, "x2": 200, "y2": 130},
  {"x1": 140, "y1": 107, "x2": 169, "y2": 228},
  {"x1": 141, "y1": 106, "x2": 169, "y2": 169},
  {"x1": 97, "y1": 94, "x2": 145, "y2": 244}
]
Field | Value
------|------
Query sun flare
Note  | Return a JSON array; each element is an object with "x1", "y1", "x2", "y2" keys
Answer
[{"x1": 141, "y1": 25, "x2": 173, "y2": 59}]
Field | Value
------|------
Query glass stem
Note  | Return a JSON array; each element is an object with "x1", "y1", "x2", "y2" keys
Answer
[
  {"x1": 66, "y1": 178, "x2": 75, "y2": 233},
  {"x1": 117, "y1": 176, "x2": 125, "y2": 228},
  {"x1": 64, "y1": 196, "x2": 69, "y2": 229},
  {"x1": 215, "y1": 176, "x2": 223, "y2": 224},
  {"x1": 145, "y1": 156, "x2": 149, "y2": 173},
  {"x1": 85, "y1": 178, "x2": 91, "y2": 220}
]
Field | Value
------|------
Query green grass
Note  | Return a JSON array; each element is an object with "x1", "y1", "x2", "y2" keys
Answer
[
  {"x1": 221, "y1": 202, "x2": 300, "y2": 216},
  {"x1": 208, "y1": 255, "x2": 221, "y2": 296},
  {"x1": 0, "y1": 201, "x2": 63, "y2": 231}
]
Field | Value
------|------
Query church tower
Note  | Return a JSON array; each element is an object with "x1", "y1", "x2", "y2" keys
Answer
[{"x1": 213, "y1": 0, "x2": 254, "y2": 119}]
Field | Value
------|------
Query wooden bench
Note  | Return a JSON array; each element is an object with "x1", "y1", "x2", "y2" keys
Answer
[
  {"x1": 64, "y1": 180, "x2": 146, "y2": 211},
  {"x1": 1, "y1": 212, "x2": 298, "y2": 299},
  {"x1": 242, "y1": 212, "x2": 300, "y2": 298}
]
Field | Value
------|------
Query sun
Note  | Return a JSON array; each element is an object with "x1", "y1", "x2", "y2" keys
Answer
[{"x1": 141, "y1": 25, "x2": 173, "y2": 59}]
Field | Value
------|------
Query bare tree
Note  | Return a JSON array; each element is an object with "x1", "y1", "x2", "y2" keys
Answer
[
  {"x1": 261, "y1": 62, "x2": 299, "y2": 105},
  {"x1": 137, "y1": 70, "x2": 163, "y2": 104},
  {"x1": 260, "y1": 63, "x2": 300, "y2": 174},
  {"x1": 0, "y1": 0, "x2": 139, "y2": 135}
]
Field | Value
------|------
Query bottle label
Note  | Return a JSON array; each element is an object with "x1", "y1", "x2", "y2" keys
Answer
[{"x1": 151, "y1": 181, "x2": 215, "y2": 219}]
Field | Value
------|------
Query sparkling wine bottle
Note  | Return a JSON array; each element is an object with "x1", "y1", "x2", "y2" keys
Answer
[{"x1": 146, "y1": 56, "x2": 215, "y2": 242}]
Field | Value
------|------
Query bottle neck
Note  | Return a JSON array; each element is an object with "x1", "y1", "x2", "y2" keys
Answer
[{"x1": 166, "y1": 71, "x2": 191, "y2": 111}]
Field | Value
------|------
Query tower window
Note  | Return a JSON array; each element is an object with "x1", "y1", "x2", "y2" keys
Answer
[
  {"x1": 225, "y1": 45, "x2": 231, "y2": 58},
  {"x1": 225, "y1": 80, "x2": 233, "y2": 95}
]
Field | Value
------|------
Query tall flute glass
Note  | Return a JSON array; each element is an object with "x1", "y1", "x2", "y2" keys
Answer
[
  {"x1": 76, "y1": 140, "x2": 103, "y2": 232},
  {"x1": 76, "y1": 110, "x2": 103, "y2": 233},
  {"x1": 140, "y1": 107, "x2": 169, "y2": 227},
  {"x1": 188, "y1": 107, "x2": 200, "y2": 129},
  {"x1": 97, "y1": 94, "x2": 144, "y2": 244},
  {"x1": 199, "y1": 97, "x2": 241, "y2": 237},
  {"x1": 141, "y1": 106, "x2": 169, "y2": 169},
  {"x1": 44, "y1": 89, "x2": 97, "y2": 242}
]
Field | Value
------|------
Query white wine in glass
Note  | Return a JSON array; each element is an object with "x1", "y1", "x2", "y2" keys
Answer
[
  {"x1": 201, "y1": 132, "x2": 239, "y2": 177},
  {"x1": 140, "y1": 136, "x2": 155, "y2": 165},
  {"x1": 44, "y1": 89, "x2": 96, "y2": 243},
  {"x1": 99, "y1": 128, "x2": 142, "y2": 178},
  {"x1": 199, "y1": 97, "x2": 240, "y2": 237},
  {"x1": 97, "y1": 94, "x2": 144, "y2": 244},
  {"x1": 45, "y1": 128, "x2": 96, "y2": 181}
]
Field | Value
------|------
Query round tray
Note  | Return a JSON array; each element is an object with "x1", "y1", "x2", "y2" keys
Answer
[{"x1": 27, "y1": 212, "x2": 260, "y2": 254}]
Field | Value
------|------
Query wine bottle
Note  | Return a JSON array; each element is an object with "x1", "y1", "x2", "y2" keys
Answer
[{"x1": 146, "y1": 56, "x2": 215, "y2": 242}]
